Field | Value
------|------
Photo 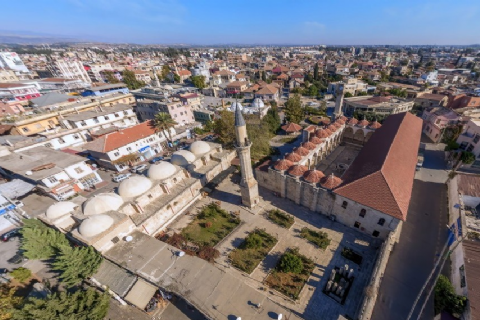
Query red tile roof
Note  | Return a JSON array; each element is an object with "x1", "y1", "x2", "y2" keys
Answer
[
  {"x1": 348, "y1": 118, "x2": 359, "y2": 125},
  {"x1": 358, "y1": 119, "x2": 370, "y2": 127},
  {"x1": 274, "y1": 159, "x2": 293, "y2": 171},
  {"x1": 303, "y1": 170, "x2": 325, "y2": 183},
  {"x1": 288, "y1": 164, "x2": 308, "y2": 176},
  {"x1": 305, "y1": 125, "x2": 316, "y2": 133},
  {"x1": 309, "y1": 136, "x2": 322, "y2": 144},
  {"x1": 294, "y1": 146, "x2": 310, "y2": 156},
  {"x1": 315, "y1": 129, "x2": 330, "y2": 139},
  {"x1": 301, "y1": 142, "x2": 316, "y2": 150},
  {"x1": 463, "y1": 240, "x2": 480, "y2": 320},
  {"x1": 285, "y1": 152, "x2": 302, "y2": 162},
  {"x1": 369, "y1": 121, "x2": 382, "y2": 129},
  {"x1": 327, "y1": 124, "x2": 337, "y2": 132},
  {"x1": 321, "y1": 174, "x2": 343, "y2": 189},
  {"x1": 281, "y1": 122, "x2": 302, "y2": 133},
  {"x1": 334, "y1": 112, "x2": 422, "y2": 221}
]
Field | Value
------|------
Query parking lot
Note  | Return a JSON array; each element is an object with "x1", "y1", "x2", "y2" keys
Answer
[{"x1": 0, "y1": 237, "x2": 26, "y2": 271}]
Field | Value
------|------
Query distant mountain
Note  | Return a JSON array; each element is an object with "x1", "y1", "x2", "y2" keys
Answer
[{"x1": 0, "y1": 30, "x2": 79, "y2": 44}]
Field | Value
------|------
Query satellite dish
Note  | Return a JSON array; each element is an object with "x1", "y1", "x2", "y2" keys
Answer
[
  {"x1": 25, "y1": 171, "x2": 33, "y2": 176},
  {"x1": 278, "y1": 314, "x2": 283, "y2": 320},
  {"x1": 125, "y1": 236, "x2": 133, "y2": 242}
]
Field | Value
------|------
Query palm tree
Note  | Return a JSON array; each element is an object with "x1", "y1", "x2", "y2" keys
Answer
[{"x1": 152, "y1": 113, "x2": 177, "y2": 145}]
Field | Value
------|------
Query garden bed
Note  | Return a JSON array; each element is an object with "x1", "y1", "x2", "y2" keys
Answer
[
  {"x1": 267, "y1": 209, "x2": 294, "y2": 229},
  {"x1": 300, "y1": 227, "x2": 331, "y2": 250},
  {"x1": 341, "y1": 247, "x2": 363, "y2": 265},
  {"x1": 229, "y1": 229, "x2": 277, "y2": 274},
  {"x1": 182, "y1": 202, "x2": 241, "y2": 247},
  {"x1": 264, "y1": 248, "x2": 315, "y2": 300}
]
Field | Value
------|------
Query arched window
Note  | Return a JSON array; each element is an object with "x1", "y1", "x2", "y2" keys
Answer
[
  {"x1": 359, "y1": 209, "x2": 366, "y2": 217},
  {"x1": 378, "y1": 218, "x2": 385, "y2": 226},
  {"x1": 341, "y1": 201, "x2": 348, "y2": 209}
]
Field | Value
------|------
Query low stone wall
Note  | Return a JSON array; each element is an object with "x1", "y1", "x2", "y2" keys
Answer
[{"x1": 356, "y1": 229, "x2": 397, "y2": 320}]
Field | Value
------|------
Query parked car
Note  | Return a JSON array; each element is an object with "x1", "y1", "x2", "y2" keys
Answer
[
  {"x1": 112, "y1": 173, "x2": 131, "y2": 182},
  {"x1": 150, "y1": 156, "x2": 164, "y2": 164},
  {"x1": 7, "y1": 253, "x2": 28, "y2": 264},
  {"x1": 0, "y1": 228, "x2": 21, "y2": 242},
  {"x1": 131, "y1": 164, "x2": 148, "y2": 173},
  {"x1": 13, "y1": 200, "x2": 24, "y2": 208}
]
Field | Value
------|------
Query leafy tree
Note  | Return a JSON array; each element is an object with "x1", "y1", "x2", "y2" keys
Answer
[
  {"x1": 461, "y1": 151, "x2": 475, "y2": 164},
  {"x1": 247, "y1": 122, "x2": 273, "y2": 160},
  {"x1": 434, "y1": 275, "x2": 467, "y2": 316},
  {"x1": 261, "y1": 71, "x2": 266, "y2": 82},
  {"x1": 279, "y1": 252, "x2": 304, "y2": 274},
  {"x1": 284, "y1": 94, "x2": 305, "y2": 124},
  {"x1": 10, "y1": 268, "x2": 31, "y2": 283},
  {"x1": 53, "y1": 246, "x2": 103, "y2": 288},
  {"x1": 0, "y1": 285, "x2": 22, "y2": 320},
  {"x1": 356, "y1": 91, "x2": 368, "y2": 96},
  {"x1": 121, "y1": 70, "x2": 145, "y2": 90},
  {"x1": 344, "y1": 92, "x2": 353, "y2": 98},
  {"x1": 13, "y1": 288, "x2": 110, "y2": 320},
  {"x1": 213, "y1": 110, "x2": 235, "y2": 147},
  {"x1": 261, "y1": 107, "x2": 281, "y2": 134},
  {"x1": 173, "y1": 73, "x2": 181, "y2": 83},
  {"x1": 388, "y1": 88, "x2": 407, "y2": 98},
  {"x1": 191, "y1": 75, "x2": 206, "y2": 89},
  {"x1": 160, "y1": 65, "x2": 170, "y2": 80},
  {"x1": 152, "y1": 113, "x2": 177, "y2": 144},
  {"x1": 307, "y1": 84, "x2": 318, "y2": 97},
  {"x1": 103, "y1": 70, "x2": 119, "y2": 84},
  {"x1": 20, "y1": 219, "x2": 70, "y2": 260}
]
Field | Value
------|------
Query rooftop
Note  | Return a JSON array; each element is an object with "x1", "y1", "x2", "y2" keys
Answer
[{"x1": 63, "y1": 103, "x2": 131, "y2": 122}]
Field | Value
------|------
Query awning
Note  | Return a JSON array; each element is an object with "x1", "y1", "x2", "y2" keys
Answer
[{"x1": 124, "y1": 278, "x2": 157, "y2": 310}]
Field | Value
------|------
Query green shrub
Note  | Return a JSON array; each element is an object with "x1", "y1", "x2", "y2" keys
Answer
[
  {"x1": 461, "y1": 151, "x2": 475, "y2": 164},
  {"x1": 245, "y1": 233, "x2": 263, "y2": 249},
  {"x1": 268, "y1": 209, "x2": 294, "y2": 228},
  {"x1": 10, "y1": 267, "x2": 31, "y2": 282},
  {"x1": 279, "y1": 252, "x2": 304, "y2": 274},
  {"x1": 434, "y1": 275, "x2": 467, "y2": 316},
  {"x1": 300, "y1": 227, "x2": 331, "y2": 250}
]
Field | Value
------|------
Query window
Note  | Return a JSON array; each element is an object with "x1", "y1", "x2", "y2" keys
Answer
[
  {"x1": 378, "y1": 218, "x2": 385, "y2": 226},
  {"x1": 94, "y1": 118, "x2": 100, "y2": 124},
  {"x1": 48, "y1": 176, "x2": 58, "y2": 184},
  {"x1": 80, "y1": 121, "x2": 87, "y2": 126},
  {"x1": 104, "y1": 115, "x2": 109, "y2": 120},
  {"x1": 474, "y1": 135, "x2": 480, "y2": 144},
  {"x1": 73, "y1": 135, "x2": 80, "y2": 140},
  {"x1": 74, "y1": 167, "x2": 84, "y2": 174},
  {"x1": 123, "y1": 111, "x2": 129, "y2": 116},
  {"x1": 354, "y1": 221, "x2": 361, "y2": 228},
  {"x1": 341, "y1": 201, "x2": 348, "y2": 209},
  {"x1": 58, "y1": 138, "x2": 66, "y2": 144},
  {"x1": 22, "y1": 127, "x2": 29, "y2": 132},
  {"x1": 114, "y1": 152, "x2": 120, "y2": 157},
  {"x1": 115, "y1": 113, "x2": 120, "y2": 118},
  {"x1": 44, "y1": 143, "x2": 53, "y2": 148},
  {"x1": 359, "y1": 209, "x2": 366, "y2": 217},
  {"x1": 372, "y1": 230, "x2": 380, "y2": 237},
  {"x1": 126, "y1": 147, "x2": 132, "y2": 151}
]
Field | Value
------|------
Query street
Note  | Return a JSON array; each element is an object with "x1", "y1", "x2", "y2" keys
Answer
[{"x1": 371, "y1": 141, "x2": 449, "y2": 320}]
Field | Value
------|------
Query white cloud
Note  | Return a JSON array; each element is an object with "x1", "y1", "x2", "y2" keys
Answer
[{"x1": 304, "y1": 21, "x2": 325, "y2": 30}]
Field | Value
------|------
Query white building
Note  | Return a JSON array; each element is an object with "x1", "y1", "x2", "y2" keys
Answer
[
  {"x1": 457, "y1": 119, "x2": 480, "y2": 168},
  {"x1": 0, "y1": 52, "x2": 29, "y2": 73},
  {"x1": 47, "y1": 60, "x2": 91, "y2": 83},
  {"x1": 0, "y1": 146, "x2": 102, "y2": 201}
]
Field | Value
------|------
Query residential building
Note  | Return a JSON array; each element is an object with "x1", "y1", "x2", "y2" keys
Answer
[
  {"x1": 414, "y1": 93, "x2": 449, "y2": 109},
  {"x1": 343, "y1": 96, "x2": 414, "y2": 116},
  {"x1": 38, "y1": 77, "x2": 90, "y2": 93},
  {"x1": 0, "y1": 102, "x2": 25, "y2": 117},
  {"x1": 421, "y1": 107, "x2": 460, "y2": 143},
  {"x1": 0, "y1": 52, "x2": 29, "y2": 73},
  {"x1": 81, "y1": 83, "x2": 129, "y2": 97},
  {"x1": 47, "y1": 59, "x2": 91, "y2": 83},
  {"x1": 0, "y1": 69, "x2": 19, "y2": 82},
  {"x1": 135, "y1": 99, "x2": 194, "y2": 124},
  {"x1": 226, "y1": 81, "x2": 248, "y2": 97},
  {"x1": 82, "y1": 121, "x2": 170, "y2": 171},
  {"x1": 133, "y1": 70, "x2": 151, "y2": 84},
  {"x1": 212, "y1": 70, "x2": 235, "y2": 85},
  {"x1": 457, "y1": 119, "x2": 480, "y2": 168},
  {"x1": 254, "y1": 83, "x2": 280, "y2": 101},
  {"x1": 0, "y1": 83, "x2": 41, "y2": 102},
  {"x1": 447, "y1": 94, "x2": 480, "y2": 110},
  {"x1": 193, "y1": 109, "x2": 215, "y2": 123},
  {"x1": 60, "y1": 104, "x2": 138, "y2": 130},
  {"x1": 328, "y1": 79, "x2": 368, "y2": 96},
  {"x1": 84, "y1": 63, "x2": 113, "y2": 82},
  {"x1": 0, "y1": 146, "x2": 102, "y2": 201}
]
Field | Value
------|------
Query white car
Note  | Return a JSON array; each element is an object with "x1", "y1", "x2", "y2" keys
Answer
[
  {"x1": 13, "y1": 201, "x2": 24, "y2": 208},
  {"x1": 113, "y1": 173, "x2": 131, "y2": 182},
  {"x1": 131, "y1": 164, "x2": 148, "y2": 173}
]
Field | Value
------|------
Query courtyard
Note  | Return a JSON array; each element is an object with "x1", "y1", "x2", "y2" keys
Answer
[
  {"x1": 159, "y1": 170, "x2": 379, "y2": 320},
  {"x1": 316, "y1": 144, "x2": 361, "y2": 177}
]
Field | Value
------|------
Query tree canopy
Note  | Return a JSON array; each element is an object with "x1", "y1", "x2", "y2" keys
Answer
[
  {"x1": 121, "y1": 70, "x2": 145, "y2": 90},
  {"x1": 152, "y1": 112, "x2": 177, "y2": 143},
  {"x1": 213, "y1": 109, "x2": 235, "y2": 147},
  {"x1": 284, "y1": 94, "x2": 305, "y2": 124},
  {"x1": 191, "y1": 75, "x2": 207, "y2": 89},
  {"x1": 160, "y1": 65, "x2": 170, "y2": 80},
  {"x1": 20, "y1": 219, "x2": 70, "y2": 260},
  {"x1": 13, "y1": 288, "x2": 110, "y2": 320},
  {"x1": 434, "y1": 275, "x2": 467, "y2": 316},
  {"x1": 102, "y1": 70, "x2": 120, "y2": 84},
  {"x1": 53, "y1": 246, "x2": 103, "y2": 288}
]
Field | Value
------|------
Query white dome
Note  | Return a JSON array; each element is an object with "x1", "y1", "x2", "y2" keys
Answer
[
  {"x1": 46, "y1": 201, "x2": 77, "y2": 220},
  {"x1": 164, "y1": 85, "x2": 173, "y2": 90},
  {"x1": 171, "y1": 150, "x2": 196, "y2": 166},
  {"x1": 148, "y1": 161, "x2": 177, "y2": 180},
  {"x1": 251, "y1": 98, "x2": 265, "y2": 109},
  {"x1": 118, "y1": 175, "x2": 153, "y2": 198},
  {"x1": 83, "y1": 193, "x2": 124, "y2": 216},
  {"x1": 78, "y1": 214, "x2": 114, "y2": 238},
  {"x1": 190, "y1": 141, "x2": 211, "y2": 156},
  {"x1": 229, "y1": 101, "x2": 243, "y2": 112}
]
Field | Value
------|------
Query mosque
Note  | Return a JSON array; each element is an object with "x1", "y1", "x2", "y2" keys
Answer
[{"x1": 40, "y1": 139, "x2": 236, "y2": 252}]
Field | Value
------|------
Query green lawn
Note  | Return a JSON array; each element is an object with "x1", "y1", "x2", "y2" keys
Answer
[
  {"x1": 267, "y1": 209, "x2": 294, "y2": 229},
  {"x1": 300, "y1": 227, "x2": 331, "y2": 250},
  {"x1": 265, "y1": 249, "x2": 315, "y2": 300},
  {"x1": 230, "y1": 229, "x2": 277, "y2": 274},
  {"x1": 182, "y1": 203, "x2": 241, "y2": 247}
]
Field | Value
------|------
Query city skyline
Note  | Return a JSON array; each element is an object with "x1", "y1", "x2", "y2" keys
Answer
[{"x1": 1, "y1": 0, "x2": 479, "y2": 45}]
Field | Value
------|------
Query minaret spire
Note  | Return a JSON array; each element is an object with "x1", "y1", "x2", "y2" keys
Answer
[{"x1": 234, "y1": 100, "x2": 259, "y2": 209}]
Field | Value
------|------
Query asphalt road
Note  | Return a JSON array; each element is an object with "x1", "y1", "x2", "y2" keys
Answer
[
  {"x1": 371, "y1": 143, "x2": 449, "y2": 320},
  {"x1": 0, "y1": 237, "x2": 26, "y2": 271}
]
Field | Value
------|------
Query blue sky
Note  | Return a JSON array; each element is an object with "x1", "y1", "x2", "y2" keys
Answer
[{"x1": 2, "y1": 0, "x2": 479, "y2": 45}]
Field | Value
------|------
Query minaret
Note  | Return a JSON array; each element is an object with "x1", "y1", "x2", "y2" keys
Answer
[
  {"x1": 234, "y1": 102, "x2": 259, "y2": 208},
  {"x1": 333, "y1": 82, "x2": 344, "y2": 121},
  {"x1": 153, "y1": 70, "x2": 160, "y2": 87}
]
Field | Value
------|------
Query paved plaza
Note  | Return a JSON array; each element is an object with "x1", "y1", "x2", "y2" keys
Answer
[{"x1": 161, "y1": 171, "x2": 379, "y2": 320}]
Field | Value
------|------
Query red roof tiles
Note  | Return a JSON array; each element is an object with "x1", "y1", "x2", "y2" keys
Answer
[
  {"x1": 92, "y1": 121, "x2": 158, "y2": 153},
  {"x1": 334, "y1": 112, "x2": 422, "y2": 221},
  {"x1": 348, "y1": 118, "x2": 359, "y2": 125},
  {"x1": 294, "y1": 146, "x2": 310, "y2": 156},
  {"x1": 281, "y1": 122, "x2": 302, "y2": 133},
  {"x1": 321, "y1": 174, "x2": 343, "y2": 189},
  {"x1": 358, "y1": 119, "x2": 370, "y2": 127},
  {"x1": 309, "y1": 136, "x2": 322, "y2": 144},
  {"x1": 274, "y1": 159, "x2": 294, "y2": 171},
  {"x1": 327, "y1": 124, "x2": 337, "y2": 132},
  {"x1": 303, "y1": 170, "x2": 325, "y2": 183},
  {"x1": 315, "y1": 129, "x2": 330, "y2": 139},
  {"x1": 369, "y1": 121, "x2": 382, "y2": 129},
  {"x1": 285, "y1": 153, "x2": 302, "y2": 162},
  {"x1": 288, "y1": 164, "x2": 308, "y2": 177},
  {"x1": 301, "y1": 142, "x2": 316, "y2": 150}
]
